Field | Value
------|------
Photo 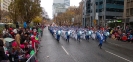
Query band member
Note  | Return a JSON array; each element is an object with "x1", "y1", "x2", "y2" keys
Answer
[
  {"x1": 66, "y1": 30, "x2": 71, "y2": 42},
  {"x1": 98, "y1": 32, "x2": 104, "y2": 49},
  {"x1": 77, "y1": 30, "x2": 82, "y2": 42},
  {"x1": 56, "y1": 29, "x2": 61, "y2": 41}
]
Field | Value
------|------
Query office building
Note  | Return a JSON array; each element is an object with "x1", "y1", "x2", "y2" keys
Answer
[
  {"x1": 0, "y1": 0, "x2": 12, "y2": 12},
  {"x1": 53, "y1": 0, "x2": 70, "y2": 17},
  {"x1": 64, "y1": 0, "x2": 70, "y2": 8},
  {"x1": 82, "y1": 0, "x2": 90, "y2": 27},
  {"x1": 0, "y1": 0, "x2": 12, "y2": 22},
  {"x1": 83, "y1": 0, "x2": 124, "y2": 27}
]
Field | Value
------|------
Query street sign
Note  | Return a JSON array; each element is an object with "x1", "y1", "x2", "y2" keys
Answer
[{"x1": 93, "y1": 19, "x2": 96, "y2": 25}]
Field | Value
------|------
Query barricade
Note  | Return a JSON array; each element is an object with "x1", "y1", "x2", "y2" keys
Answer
[
  {"x1": 26, "y1": 53, "x2": 36, "y2": 62},
  {"x1": 26, "y1": 28, "x2": 43, "y2": 62},
  {"x1": 26, "y1": 41, "x2": 37, "y2": 62}
]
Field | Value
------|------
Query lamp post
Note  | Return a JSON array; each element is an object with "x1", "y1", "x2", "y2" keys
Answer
[
  {"x1": 102, "y1": 0, "x2": 106, "y2": 27},
  {"x1": 72, "y1": 18, "x2": 74, "y2": 26}
]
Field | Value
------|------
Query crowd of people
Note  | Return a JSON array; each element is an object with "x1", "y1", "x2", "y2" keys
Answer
[
  {"x1": 0, "y1": 23, "x2": 44, "y2": 62},
  {"x1": 48, "y1": 25, "x2": 133, "y2": 49},
  {"x1": 109, "y1": 26, "x2": 133, "y2": 43}
]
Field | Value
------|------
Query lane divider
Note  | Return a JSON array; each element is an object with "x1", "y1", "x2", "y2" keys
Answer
[
  {"x1": 105, "y1": 50, "x2": 132, "y2": 62},
  {"x1": 108, "y1": 42, "x2": 121, "y2": 46},
  {"x1": 62, "y1": 46, "x2": 69, "y2": 55},
  {"x1": 61, "y1": 46, "x2": 78, "y2": 62}
]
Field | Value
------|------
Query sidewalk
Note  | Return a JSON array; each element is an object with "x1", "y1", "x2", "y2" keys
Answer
[{"x1": 107, "y1": 38, "x2": 133, "y2": 50}]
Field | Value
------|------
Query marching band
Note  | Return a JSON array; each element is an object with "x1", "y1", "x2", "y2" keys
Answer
[{"x1": 48, "y1": 26, "x2": 110, "y2": 49}]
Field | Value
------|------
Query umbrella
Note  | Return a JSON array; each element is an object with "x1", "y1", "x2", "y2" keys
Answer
[{"x1": 4, "y1": 38, "x2": 15, "y2": 42}]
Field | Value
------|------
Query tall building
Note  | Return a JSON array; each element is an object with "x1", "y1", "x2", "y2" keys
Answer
[
  {"x1": 53, "y1": 0, "x2": 64, "y2": 3},
  {"x1": 0, "y1": 0, "x2": 12, "y2": 12},
  {"x1": 82, "y1": 0, "x2": 90, "y2": 27},
  {"x1": 124, "y1": 0, "x2": 133, "y2": 23},
  {"x1": 64, "y1": 0, "x2": 70, "y2": 8},
  {"x1": 83, "y1": 0, "x2": 124, "y2": 27},
  {"x1": 0, "y1": 0, "x2": 12, "y2": 22},
  {"x1": 53, "y1": 0, "x2": 70, "y2": 17}
]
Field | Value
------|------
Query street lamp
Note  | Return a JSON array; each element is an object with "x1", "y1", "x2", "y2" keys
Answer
[{"x1": 72, "y1": 18, "x2": 74, "y2": 26}]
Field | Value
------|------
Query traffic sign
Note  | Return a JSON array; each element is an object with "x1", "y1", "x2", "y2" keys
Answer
[{"x1": 93, "y1": 19, "x2": 96, "y2": 25}]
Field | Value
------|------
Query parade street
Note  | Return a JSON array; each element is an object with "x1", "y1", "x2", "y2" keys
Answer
[{"x1": 37, "y1": 27, "x2": 133, "y2": 62}]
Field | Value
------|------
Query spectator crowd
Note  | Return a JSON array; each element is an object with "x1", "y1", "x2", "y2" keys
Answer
[
  {"x1": 0, "y1": 23, "x2": 44, "y2": 62},
  {"x1": 107, "y1": 26, "x2": 133, "y2": 43}
]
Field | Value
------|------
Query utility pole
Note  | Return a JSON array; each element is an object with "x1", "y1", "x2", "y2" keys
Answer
[
  {"x1": 94, "y1": 0, "x2": 96, "y2": 27},
  {"x1": 103, "y1": 0, "x2": 106, "y2": 27}
]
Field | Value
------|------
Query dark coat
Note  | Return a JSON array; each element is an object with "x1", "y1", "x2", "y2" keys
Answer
[{"x1": 0, "y1": 39, "x2": 8, "y2": 61}]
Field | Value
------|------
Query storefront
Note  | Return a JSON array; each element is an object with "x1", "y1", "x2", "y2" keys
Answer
[{"x1": 107, "y1": 20, "x2": 123, "y2": 28}]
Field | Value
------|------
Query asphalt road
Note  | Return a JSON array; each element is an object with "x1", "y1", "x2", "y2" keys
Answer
[{"x1": 37, "y1": 27, "x2": 133, "y2": 62}]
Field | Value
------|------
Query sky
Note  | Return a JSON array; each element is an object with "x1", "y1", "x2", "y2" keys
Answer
[{"x1": 41, "y1": 0, "x2": 82, "y2": 19}]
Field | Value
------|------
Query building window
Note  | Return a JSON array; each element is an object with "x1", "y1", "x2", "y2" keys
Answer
[
  {"x1": 99, "y1": 1, "x2": 103, "y2": 5},
  {"x1": 96, "y1": 9, "x2": 98, "y2": 12},
  {"x1": 90, "y1": 3, "x2": 92, "y2": 6},
  {"x1": 96, "y1": 2, "x2": 98, "y2": 5},
  {"x1": 106, "y1": 0, "x2": 112, "y2": 3},
  {"x1": 106, "y1": 8, "x2": 123, "y2": 12},
  {"x1": 117, "y1": 1, "x2": 124, "y2": 5},
  {"x1": 127, "y1": 2, "x2": 130, "y2": 8},
  {"x1": 131, "y1": 2, "x2": 133, "y2": 8},
  {"x1": 99, "y1": 9, "x2": 102, "y2": 12},
  {"x1": 127, "y1": 0, "x2": 130, "y2": 2},
  {"x1": 130, "y1": 8, "x2": 133, "y2": 16},
  {"x1": 90, "y1": 10, "x2": 92, "y2": 13},
  {"x1": 126, "y1": 9, "x2": 129, "y2": 16}
]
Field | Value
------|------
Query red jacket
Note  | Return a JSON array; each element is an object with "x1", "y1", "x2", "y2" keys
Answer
[
  {"x1": 122, "y1": 36, "x2": 127, "y2": 41},
  {"x1": 31, "y1": 36, "x2": 39, "y2": 48}
]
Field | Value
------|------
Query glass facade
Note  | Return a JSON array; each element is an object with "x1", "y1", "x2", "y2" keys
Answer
[
  {"x1": 96, "y1": 0, "x2": 124, "y2": 19},
  {"x1": 84, "y1": 0, "x2": 124, "y2": 26},
  {"x1": 86, "y1": 0, "x2": 91, "y2": 14}
]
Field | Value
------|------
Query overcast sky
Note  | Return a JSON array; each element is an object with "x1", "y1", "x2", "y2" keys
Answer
[{"x1": 41, "y1": 0, "x2": 82, "y2": 19}]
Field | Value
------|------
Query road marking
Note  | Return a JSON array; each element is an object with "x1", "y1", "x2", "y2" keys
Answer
[
  {"x1": 108, "y1": 42, "x2": 121, "y2": 46},
  {"x1": 105, "y1": 50, "x2": 132, "y2": 62},
  {"x1": 62, "y1": 46, "x2": 69, "y2": 55},
  {"x1": 61, "y1": 46, "x2": 78, "y2": 62}
]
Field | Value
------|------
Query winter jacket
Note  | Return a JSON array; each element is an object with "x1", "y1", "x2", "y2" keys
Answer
[{"x1": 0, "y1": 39, "x2": 8, "y2": 61}]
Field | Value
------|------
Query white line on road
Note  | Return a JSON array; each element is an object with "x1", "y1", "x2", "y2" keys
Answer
[
  {"x1": 61, "y1": 46, "x2": 78, "y2": 62},
  {"x1": 62, "y1": 46, "x2": 69, "y2": 55},
  {"x1": 108, "y1": 42, "x2": 121, "y2": 46},
  {"x1": 105, "y1": 50, "x2": 132, "y2": 62}
]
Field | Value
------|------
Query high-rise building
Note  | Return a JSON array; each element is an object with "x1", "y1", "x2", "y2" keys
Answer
[
  {"x1": 82, "y1": 0, "x2": 90, "y2": 27},
  {"x1": 64, "y1": 0, "x2": 70, "y2": 8},
  {"x1": 0, "y1": 0, "x2": 12, "y2": 21},
  {"x1": 0, "y1": 0, "x2": 12, "y2": 12},
  {"x1": 53, "y1": 0, "x2": 70, "y2": 17},
  {"x1": 83, "y1": 0, "x2": 124, "y2": 27},
  {"x1": 53, "y1": 0, "x2": 64, "y2": 3}
]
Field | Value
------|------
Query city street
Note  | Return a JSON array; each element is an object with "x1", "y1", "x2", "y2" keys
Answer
[{"x1": 37, "y1": 27, "x2": 133, "y2": 62}]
